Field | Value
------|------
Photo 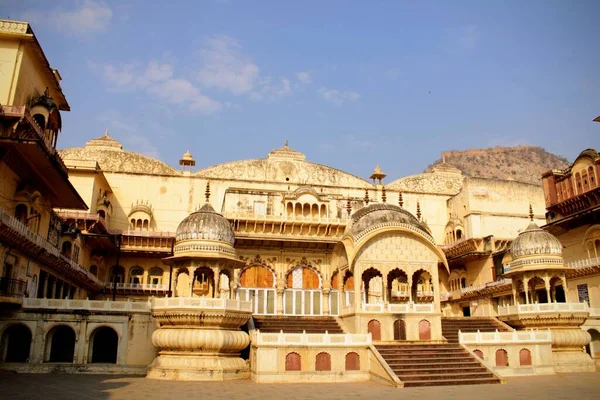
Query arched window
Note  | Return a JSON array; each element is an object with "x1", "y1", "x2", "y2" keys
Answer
[
  {"x1": 473, "y1": 349, "x2": 484, "y2": 360},
  {"x1": 589, "y1": 166, "x2": 596, "y2": 188},
  {"x1": 315, "y1": 352, "x2": 331, "y2": 371},
  {"x1": 286, "y1": 266, "x2": 320, "y2": 289},
  {"x1": 32, "y1": 113, "x2": 46, "y2": 130},
  {"x1": 495, "y1": 349, "x2": 509, "y2": 367},
  {"x1": 519, "y1": 348, "x2": 532, "y2": 366},
  {"x1": 455, "y1": 229, "x2": 463, "y2": 240},
  {"x1": 97, "y1": 210, "x2": 106, "y2": 219},
  {"x1": 148, "y1": 267, "x2": 164, "y2": 285},
  {"x1": 393, "y1": 319, "x2": 406, "y2": 341},
  {"x1": 345, "y1": 352, "x2": 360, "y2": 371},
  {"x1": 419, "y1": 319, "x2": 431, "y2": 340},
  {"x1": 129, "y1": 267, "x2": 144, "y2": 284},
  {"x1": 239, "y1": 265, "x2": 275, "y2": 288},
  {"x1": 89, "y1": 265, "x2": 98, "y2": 277},
  {"x1": 285, "y1": 352, "x2": 301, "y2": 371},
  {"x1": 61, "y1": 241, "x2": 73, "y2": 259},
  {"x1": 368, "y1": 320, "x2": 381, "y2": 341}
]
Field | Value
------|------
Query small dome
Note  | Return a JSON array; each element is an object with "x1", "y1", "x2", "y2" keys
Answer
[
  {"x1": 182, "y1": 150, "x2": 193, "y2": 161},
  {"x1": 510, "y1": 222, "x2": 563, "y2": 259},
  {"x1": 175, "y1": 203, "x2": 235, "y2": 245},
  {"x1": 345, "y1": 203, "x2": 433, "y2": 243}
]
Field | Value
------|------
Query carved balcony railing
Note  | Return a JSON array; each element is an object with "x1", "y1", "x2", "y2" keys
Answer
[
  {"x1": 0, "y1": 209, "x2": 102, "y2": 290},
  {"x1": 0, "y1": 277, "x2": 27, "y2": 298},
  {"x1": 459, "y1": 329, "x2": 552, "y2": 345},
  {"x1": 103, "y1": 282, "x2": 169, "y2": 292},
  {"x1": 224, "y1": 212, "x2": 347, "y2": 240},
  {"x1": 22, "y1": 297, "x2": 152, "y2": 312},
  {"x1": 497, "y1": 302, "x2": 589, "y2": 316}
]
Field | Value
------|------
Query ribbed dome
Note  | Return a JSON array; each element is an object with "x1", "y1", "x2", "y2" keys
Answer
[
  {"x1": 510, "y1": 222, "x2": 563, "y2": 259},
  {"x1": 175, "y1": 203, "x2": 235, "y2": 245},
  {"x1": 345, "y1": 203, "x2": 433, "y2": 242}
]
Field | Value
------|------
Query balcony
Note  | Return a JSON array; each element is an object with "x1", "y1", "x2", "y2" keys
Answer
[
  {"x1": 224, "y1": 212, "x2": 347, "y2": 241},
  {"x1": 0, "y1": 277, "x2": 27, "y2": 306},
  {"x1": 0, "y1": 209, "x2": 103, "y2": 291},
  {"x1": 0, "y1": 106, "x2": 85, "y2": 209},
  {"x1": 498, "y1": 302, "x2": 589, "y2": 317},
  {"x1": 111, "y1": 230, "x2": 175, "y2": 255},
  {"x1": 56, "y1": 211, "x2": 109, "y2": 234},
  {"x1": 566, "y1": 257, "x2": 600, "y2": 279},
  {"x1": 360, "y1": 302, "x2": 435, "y2": 313}
]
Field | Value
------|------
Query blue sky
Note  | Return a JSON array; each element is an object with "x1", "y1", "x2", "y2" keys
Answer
[{"x1": 6, "y1": 0, "x2": 599, "y2": 179}]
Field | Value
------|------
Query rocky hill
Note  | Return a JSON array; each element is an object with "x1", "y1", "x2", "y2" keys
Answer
[{"x1": 424, "y1": 146, "x2": 570, "y2": 186}]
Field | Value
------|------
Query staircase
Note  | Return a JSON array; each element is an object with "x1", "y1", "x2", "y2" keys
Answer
[
  {"x1": 375, "y1": 343, "x2": 501, "y2": 387},
  {"x1": 252, "y1": 316, "x2": 344, "y2": 334},
  {"x1": 442, "y1": 317, "x2": 511, "y2": 343}
]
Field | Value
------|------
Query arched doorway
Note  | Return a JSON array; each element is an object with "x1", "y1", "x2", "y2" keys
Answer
[
  {"x1": 46, "y1": 325, "x2": 76, "y2": 363},
  {"x1": 238, "y1": 265, "x2": 276, "y2": 314},
  {"x1": 1, "y1": 324, "x2": 32, "y2": 362},
  {"x1": 418, "y1": 319, "x2": 431, "y2": 340},
  {"x1": 284, "y1": 266, "x2": 322, "y2": 315},
  {"x1": 368, "y1": 319, "x2": 381, "y2": 341},
  {"x1": 393, "y1": 319, "x2": 406, "y2": 341},
  {"x1": 343, "y1": 271, "x2": 355, "y2": 307},
  {"x1": 90, "y1": 327, "x2": 118, "y2": 363},
  {"x1": 586, "y1": 329, "x2": 600, "y2": 359}
]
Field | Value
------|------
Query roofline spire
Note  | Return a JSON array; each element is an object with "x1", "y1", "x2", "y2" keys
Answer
[
  {"x1": 205, "y1": 181, "x2": 211, "y2": 203},
  {"x1": 529, "y1": 203, "x2": 534, "y2": 221}
]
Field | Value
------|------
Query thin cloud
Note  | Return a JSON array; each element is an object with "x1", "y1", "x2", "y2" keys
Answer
[
  {"x1": 197, "y1": 35, "x2": 260, "y2": 96},
  {"x1": 22, "y1": 1, "x2": 113, "y2": 35},
  {"x1": 446, "y1": 25, "x2": 479, "y2": 55},
  {"x1": 319, "y1": 87, "x2": 361, "y2": 106},
  {"x1": 296, "y1": 72, "x2": 312, "y2": 84},
  {"x1": 99, "y1": 60, "x2": 222, "y2": 115}
]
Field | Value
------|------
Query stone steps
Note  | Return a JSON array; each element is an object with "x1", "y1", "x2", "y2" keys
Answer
[
  {"x1": 252, "y1": 316, "x2": 344, "y2": 334},
  {"x1": 441, "y1": 317, "x2": 511, "y2": 343},
  {"x1": 375, "y1": 343, "x2": 501, "y2": 387}
]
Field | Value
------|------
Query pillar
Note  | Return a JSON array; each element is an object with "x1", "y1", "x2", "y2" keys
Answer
[
  {"x1": 189, "y1": 267, "x2": 197, "y2": 297},
  {"x1": 172, "y1": 267, "x2": 180, "y2": 297},
  {"x1": 276, "y1": 287, "x2": 284, "y2": 315},
  {"x1": 382, "y1": 280, "x2": 388, "y2": 305},
  {"x1": 544, "y1": 277, "x2": 551, "y2": 304},
  {"x1": 322, "y1": 288, "x2": 330, "y2": 316},
  {"x1": 523, "y1": 277, "x2": 530, "y2": 304}
]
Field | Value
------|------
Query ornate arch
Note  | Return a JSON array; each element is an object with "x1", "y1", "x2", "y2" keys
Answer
[
  {"x1": 284, "y1": 264, "x2": 322, "y2": 289},
  {"x1": 43, "y1": 323, "x2": 79, "y2": 342},
  {"x1": 87, "y1": 324, "x2": 122, "y2": 341},
  {"x1": 239, "y1": 263, "x2": 277, "y2": 288}
]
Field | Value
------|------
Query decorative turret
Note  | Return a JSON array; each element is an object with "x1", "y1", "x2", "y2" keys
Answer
[
  {"x1": 179, "y1": 150, "x2": 196, "y2": 170},
  {"x1": 369, "y1": 165, "x2": 387, "y2": 183}
]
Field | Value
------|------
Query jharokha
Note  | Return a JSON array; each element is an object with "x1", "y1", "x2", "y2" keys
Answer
[{"x1": 0, "y1": 20, "x2": 598, "y2": 387}]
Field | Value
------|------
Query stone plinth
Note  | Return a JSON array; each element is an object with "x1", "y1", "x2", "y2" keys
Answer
[
  {"x1": 498, "y1": 303, "x2": 595, "y2": 373},
  {"x1": 147, "y1": 297, "x2": 252, "y2": 381}
]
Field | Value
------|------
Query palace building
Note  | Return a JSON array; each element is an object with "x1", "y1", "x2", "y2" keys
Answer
[{"x1": 0, "y1": 20, "x2": 598, "y2": 386}]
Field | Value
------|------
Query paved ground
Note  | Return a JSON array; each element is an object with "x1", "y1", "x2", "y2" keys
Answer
[{"x1": 1, "y1": 372, "x2": 599, "y2": 400}]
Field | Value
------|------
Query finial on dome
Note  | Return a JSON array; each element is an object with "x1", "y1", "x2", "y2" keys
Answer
[
  {"x1": 529, "y1": 204, "x2": 534, "y2": 221},
  {"x1": 205, "y1": 181, "x2": 211, "y2": 203},
  {"x1": 346, "y1": 198, "x2": 352, "y2": 217},
  {"x1": 364, "y1": 188, "x2": 370, "y2": 205},
  {"x1": 381, "y1": 185, "x2": 386, "y2": 203},
  {"x1": 104, "y1": 128, "x2": 109, "y2": 137},
  {"x1": 416, "y1": 201, "x2": 422, "y2": 221},
  {"x1": 398, "y1": 191, "x2": 404, "y2": 208},
  {"x1": 284, "y1": 140, "x2": 289, "y2": 147}
]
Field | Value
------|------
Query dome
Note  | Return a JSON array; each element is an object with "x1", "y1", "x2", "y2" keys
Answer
[
  {"x1": 175, "y1": 203, "x2": 235, "y2": 245},
  {"x1": 510, "y1": 222, "x2": 563, "y2": 259},
  {"x1": 345, "y1": 203, "x2": 434, "y2": 243}
]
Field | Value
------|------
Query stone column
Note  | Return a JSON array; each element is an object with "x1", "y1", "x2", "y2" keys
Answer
[
  {"x1": 322, "y1": 288, "x2": 330, "y2": 316},
  {"x1": 276, "y1": 287, "x2": 284, "y2": 315},
  {"x1": 523, "y1": 277, "x2": 530, "y2": 304},
  {"x1": 544, "y1": 277, "x2": 551, "y2": 303},
  {"x1": 382, "y1": 281, "x2": 388, "y2": 305},
  {"x1": 189, "y1": 267, "x2": 197, "y2": 297},
  {"x1": 171, "y1": 267, "x2": 179, "y2": 297}
]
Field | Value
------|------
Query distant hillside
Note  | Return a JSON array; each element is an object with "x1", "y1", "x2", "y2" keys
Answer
[{"x1": 424, "y1": 146, "x2": 570, "y2": 186}]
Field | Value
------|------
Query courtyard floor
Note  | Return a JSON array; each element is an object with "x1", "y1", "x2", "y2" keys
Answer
[{"x1": 0, "y1": 371, "x2": 599, "y2": 400}]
